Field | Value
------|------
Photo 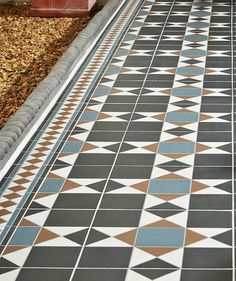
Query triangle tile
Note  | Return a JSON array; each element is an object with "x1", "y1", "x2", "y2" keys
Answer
[
  {"x1": 185, "y1": 229, "x2": 206, "y2": 246},
  {"x1": 65, "y1": 229, "x2": 88, "y2": 245},
  {"x1": 35, "y1": 228, "x2": 59, "y2": 244},
  {"x1": 116, "y1": 229, "x2": 137, "y2": 245},
  {"x1": 133, "y1": 269, "x2": 177, "y2": 279}
]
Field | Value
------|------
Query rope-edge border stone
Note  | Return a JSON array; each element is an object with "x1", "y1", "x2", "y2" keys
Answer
[{"x1": 0, "y1": 0, "x2": 122, "y2": 165}]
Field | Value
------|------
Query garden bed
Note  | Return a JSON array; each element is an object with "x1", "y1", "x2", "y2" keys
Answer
[{"x1": 0, "y1": 2, "x2": 95, "y2": 129}]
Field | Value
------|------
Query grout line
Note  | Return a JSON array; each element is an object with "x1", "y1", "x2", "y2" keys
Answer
[
  {"x1": 231, "y1": 0, "x2": 235, "y2": 280},
  {"x1": 68, "y1": 1, "x2": 176, "y2": 280}
]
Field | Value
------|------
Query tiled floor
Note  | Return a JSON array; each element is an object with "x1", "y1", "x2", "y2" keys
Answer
[{"x1": 0, "y1": 0, "x2": 235, "y2": 280}]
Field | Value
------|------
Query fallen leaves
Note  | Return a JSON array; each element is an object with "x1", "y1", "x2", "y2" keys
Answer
[{"x1": 0, "y1": 2, "x2": 94, "y2": 128}]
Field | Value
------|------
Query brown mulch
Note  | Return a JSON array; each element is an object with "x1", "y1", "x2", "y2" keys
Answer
[{"x1": 0, "y1": 2, "x2": 96, "y2": 129}]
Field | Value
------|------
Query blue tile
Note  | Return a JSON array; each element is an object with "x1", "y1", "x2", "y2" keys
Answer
[
  {"x1": 136, "y1": 227, "x2": 185, "y2": 247},
  {"x1": 61, "y1": 141, "x2": 83, "y2": 153},
  {"x1": 182, "y1": 49, "x2": 206, "y2": 57},
  {"x1": 93, "y1": 86, "x2": 110, "y2": 96},
  {"x1": 172, "y1": 88, "x2": 201, "y2": 97},
  {"x1": 39, "y1": 179, "x2": 65, "y2": 192},
  {"x1": 158, "y1": 142, "x2": 195, "y2": 154},
  {"x1": 80, "y1": 111, "x2": 99, "y2": 121},
  {"x1": 105, "y1": 66, "x2": 121, "y2": 75},
  {"x1": 166, "y1": 112, "x2": 198, "y2": 122},
  {"x1": 185, "y1": 34, "x2": 207, "y2": 42},
  {"x1": 9, "y1": 227, "x2": 40, "y2": 246},
  {"x1": 177, "y1": 67, "x2": 204, "y2": 76},
  {"x1": 149, "y1": 179, "x2": 191, "y2": 194}
]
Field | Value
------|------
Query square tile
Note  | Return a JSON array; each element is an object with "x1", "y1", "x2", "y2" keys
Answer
[
  {"x1": 197, "y1": 132, "x2": 231, "y2": 142},
  {"x1": 92, "y1": 122, "x2": 128, "y2": 131},
  {"x1": 149, "y1": 179, "x2": 191, "y2": 194},
  {"x1": 17, "y1": 269, "x2": 72, "y2": 281},
  {"x1": 111, "y1": 166, "x2": 152, "y2": 179},
  {"x1": 198, "y1": 123, "x2": 231, "y2": 131},
  {"x1": 193, "y1": 167, "x2": 232, "y2": 179},
  {"x1": 78, "y1": 247, "x2": 132, "y2": 268},
  {"x1": 180, "y1": 270, "x2": 232, "y2": 281},
  {"x1": 182, "y1": 248, "x2": 232, "y2": 268},
  {"x1": 189, "y1": 195, "x2": 231, "y2": 210},
  {"x1": 74, "y1": 154, "x2": 116, "y2": 166},
  {"x1": 93, "y1": 210, "x2": 141, "y2": 227},
  {"x1": 87, "y1": 132, "x2": 124, "y2": 142},
  {"x1": 53, "y1": 194, "x2": 100, "y2": 209},
  {"x1": 116, "y1": 154, "x2": 155, "y2": 165},
  {"x1": 72, "y1": 269, "x2": 126, "y2": 281},
  {"x1": 194, "y1": 155, "x2": 232, "y2": 166},
  {"x1": 100, "y1": 194, "x2": 145, "y2": 209},
  {"x1": 69, "y1": 166, "x2": 111, "y2": 178},
  {"x1": 124, "y1": 131, "x2": 161, "y2": 141},
  {"x1": 24, "y1": 247, "x2": 81, "y2": 267},
  {"x1": 45, "y1": 210, "x2": 95, "y2": 226},
  {"x1": 9, "y1": 227, "x2": 40, "y2": 246},
  {"x1": 187, "y1": 211, "x2": 231, "y2": 228},
  {"x1": 128, "y1": 122, "x2": 163, "y2": 132},
  {"x1": 136, "y1": 227, "x2": 184, "y2": 247}
]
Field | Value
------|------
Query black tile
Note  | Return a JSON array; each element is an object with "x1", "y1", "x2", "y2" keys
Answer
[
  {"x1": 187, "y1": 211, "x2": 231, "y2": 228},
  {"x1": 24, "y1": 247, "x2": 81, "y2": 267},
  {"x1": 78, "y1": 247, "x2": 132, "y2": 268},
  {"x1": 93, "y1": 210, "x2": 141, "y2": 227},
  {"x1": 204, "y1": 75, "x2": 231, "y2": 82},
  {"x1": 189, "y1": 195, "x2": 232, "y2": 210},
  {"x1": 193, "y1": 167, "x2": 232, "y2": 179},
  {"x1": 125, "y1": 56, "x2": 152, "y2": 63},
  {"x1": 72, "y1": 269, "x2": 126, "y2": 281},
  {"x1": 144, "y1": 80, "x2": 174, "y2": 88},
  {"x1": 181, "y1": 270, "x2": 232, "y2": 281},
  {"x1": 132, "y1": 269, "x2": 178, "y2": 279},
  {"x1": 101, "y1": 104, "x2": 135, "y2": 112},
  {"x1": 198, "y1": 122, "x2": 231, "y2": 131},
  {"x1": 135, "y1": 104, "x2": 167, "y2": 112},
  {"x1": 146, "y1": 74, "x2": 175, "y2": 81},
  {"x1": 200, "y1": 104, "x2": 232, "y2": 113},
  {"x1": 92, "y1": 122, "x2": 128, "y2": 131},
  {"x1": 128, "y1": 122, "x2": 163, "y2": 131},
  {"x1": 69, "y1": 166, "x2": 111, "y2": 178},
  {"x1": 111, "y1": 166, "x2": 152, "y2": 178},
  {"x1": 138, "y1": 96, "x2": 170, "y2": 104},
  {"x1": 197, "y1": 132, "x2": 231, "y2": 142},
  {"x1": 116, "y1": 154, "x2": 155, "y2": 165},
  {"x1": 113, "y1": 80, "x2": 144, "y2": 88},
  {"x1": 105, "y1": 95, "x2": 138, "y2": 104},
  {"x1": 45, "y1": 210, "x2": 94, "y2": 226},
  {"x1": 125, "y1": 131, "x2": 161, "y2": 141},
  {"x1": 53, "y1": 194, "x2": 100, "y2": 209},
  {"x1": 116, "y1": 74, "x2": 145, "y2": 81},
  {"x1": 194, "y1": 154, "x2": 232, "y2": 166},
  {"x1": 201, "y1": 96, "x2": 232, "y2": 104},
  {"x1": 123, "y1": 60, "x2": 151, "y2": 67},
  {"x1": 17, "y1": 269, "x2": 72, "y2": 281},
  {"x1": 74, "y1": 154, "x2": 116, "y2": 165},
  {"x1": 182, "y1": 248, "x2": 232, "y2": 268},
  {"x1": 203, "y1": 81, "x2": 231, "y2": 88},
  {"x1": 100, "y1": 194, "x2": 145, "y2": 209}
]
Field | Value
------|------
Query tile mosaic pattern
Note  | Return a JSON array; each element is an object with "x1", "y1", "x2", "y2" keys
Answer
[{"x1": 0, "y1": 0, "x2": 234, "y2": 280}]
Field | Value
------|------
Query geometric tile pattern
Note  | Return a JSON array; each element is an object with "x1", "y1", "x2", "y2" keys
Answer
[{"x1": 0, "y1": 0, "x2": 234, "y2": 281}]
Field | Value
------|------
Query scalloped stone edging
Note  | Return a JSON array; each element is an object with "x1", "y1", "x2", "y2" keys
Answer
[{"x1": 0, "y1": 0, "x2": 122, "y2": 163}]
